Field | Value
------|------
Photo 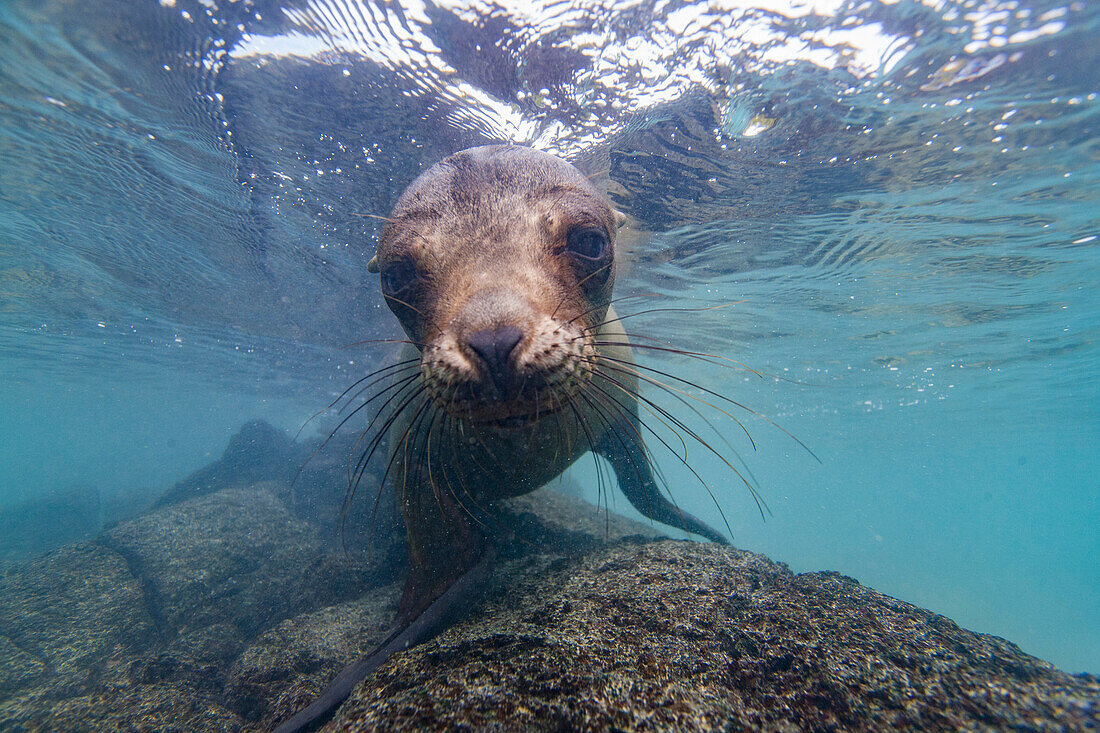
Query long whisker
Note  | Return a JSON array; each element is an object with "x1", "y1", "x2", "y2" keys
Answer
[
  {"x1": 293, "y1": 359, "x2": 419, "y2": 441},
  {"x1": 342, "y1": 375, "x2": 422, "y2": 485},
  {"x1": 341, "y1": 381, "x2": 426, "y2": 525},
  {"x1": 588, "y1": 357, "x2": 765, "y2": 499},
  {"x1": 347, "y1": 389, "x2": 432, "y2": 549},
  {"x1": 593, "y1": 357, "x2": 758, "y2": 451},
  {"x1": 289, "y1": 370, "x2": 421, "y2": 494},
  {"x1": 441, "y1": 415, "x2": 493, "y2": 530},
  {"x1": 336, "y1": 364, "x2": 421, "y2": 416},
  {"x1": 584, "y1": 357, "x2": 757, "y2": 485},
  {"x1": 349, "y1": 212, "x2": 396, "y2": 223},
  {"x1": 556, "y1": 291, "x2": 661, "y2": 325},
  {"x1": 340, "y1": 338, "x2": 428, "y2": 350},
  {"x1": 579, "y1": 382, "x2": 706, "y2": 533},
  {"x1": 573, "y1": 389, "x2": 655, "y2": 523},
  {"x1": 382, "y1": 293, "x2": 425, "y2": 316},
  {"x1": 564, "y1": 396, "x2": 611, "y2": 535},
  {"x1": 599, "y1": 354, "x2": 819, "y2": 463},
  {"x1": 580, "y1": 371, "x2": 739, "y2": 534},
  {"x1": 586, "y1": 302, "x2": 744, "y2": 331},
  {"x1": 589, "y1": 339, "x2": 766, "y2": 380},
  {"x1": 586, "y1": 367, "x2": 767, "y2": 521}
]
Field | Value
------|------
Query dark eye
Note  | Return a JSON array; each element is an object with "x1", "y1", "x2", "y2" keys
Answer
[
  {"x1": 381, "y1": 259, "x2": 418, "y2": 295},
  {"x1": 566, "y1": 228, "x2": 608, "y2": 261}
]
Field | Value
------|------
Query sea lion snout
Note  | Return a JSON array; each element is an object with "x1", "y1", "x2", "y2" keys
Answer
[
  {"x1": 421, "y1": 305, "x2": 590, "y2": 424},
  {"x1": 465, "y1": 325, "x2": 524, "y2": 398}
]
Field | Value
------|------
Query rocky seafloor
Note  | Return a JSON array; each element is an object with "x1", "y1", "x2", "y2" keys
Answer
[{"x1": 1, "y1": 421, "x2": 1097, "y2": 731}]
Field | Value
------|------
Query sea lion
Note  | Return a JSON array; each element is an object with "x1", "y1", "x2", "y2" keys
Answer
[{"x1": 276, "y1": 145, "x2": 727, "y2": 732}]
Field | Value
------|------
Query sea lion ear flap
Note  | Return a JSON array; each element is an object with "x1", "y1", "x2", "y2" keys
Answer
[
  {"x1": 613, "y1": 209, "x2": 627, "y2": 228},
  {"x1": 367, "y1": 255, "x2": 380, "y2": 273}
]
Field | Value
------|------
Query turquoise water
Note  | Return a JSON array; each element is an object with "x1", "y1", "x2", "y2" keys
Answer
[{"x1": 1, "y1": 0, "x2": 1097, "y2": 675}]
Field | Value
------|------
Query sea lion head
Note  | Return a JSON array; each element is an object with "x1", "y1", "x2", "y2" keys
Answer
[{"x1": 370, "y1": 145, "x2": 619, "y2": 427}]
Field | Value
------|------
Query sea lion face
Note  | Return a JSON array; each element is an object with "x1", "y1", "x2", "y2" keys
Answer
[{"x1": 373, "y1": 146, "x2": 617, "y2": 427}]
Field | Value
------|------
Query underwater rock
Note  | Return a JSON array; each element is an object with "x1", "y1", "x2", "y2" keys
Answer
[
  {"x1": 100, "y1": 485, "x2": 325, "y2": 639},
  {"x1": 0, "y1": 481, "x2": 399, "y2": 730},
  {"x1": 223, "y1": 584, "x2": 401, "y2": 723},
  {"x1": 1, "y1": 477, "x2": 1095, "y2": 731},
  {"x1": 153, "y1": 420, "x2": 299, "y2": 509},
  {"x1": 323, "y1": 541, "x2": 1099, "y2": 731},
  {"x1": 230, "y1": 490, "x2": 663, "y2": 726},
  {"x1": 150, "y1": 419, "x2": 403, "y2": 548},
  {"x1": 0, "y1": 542, "x2": 158, "y2": 723}
]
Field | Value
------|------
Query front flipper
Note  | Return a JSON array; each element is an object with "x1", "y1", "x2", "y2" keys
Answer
[
  {"x1": 595, "y1": 409, "x2": 729, "y2": 545},
  {"x1": 273, "y1": 546, "x2": 496, "y2": 733}
]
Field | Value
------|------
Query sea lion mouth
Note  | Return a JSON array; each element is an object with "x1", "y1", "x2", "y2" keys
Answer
[
  {"x1": 479, "y1": 412, "x2": 545, "y2": 429},
  {"x1": 441, "y1": 394, "x2": 571, "y2": 429}
]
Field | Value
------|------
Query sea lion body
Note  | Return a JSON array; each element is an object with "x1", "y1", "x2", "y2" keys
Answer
[
  {"x1": 370, "y1": 145, "x2": 726, "y2": 621},
  {"x1": 276, "y1": 145, "x2": 725, "y2": 732}
]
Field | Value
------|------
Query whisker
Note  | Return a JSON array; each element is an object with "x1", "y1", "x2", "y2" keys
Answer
[
  {"x1": 340, "y1": 338, "x2": 428, "y2": 350},
  {"x1": 349, "y1": 212, "x2": 396, "y2": 223},
  {"x1": 584, "y1": 357, "x2": 761, "y2": 489},
  {"x1": 580, "y1": 373, "x2": 738, "y2": 535},
  {"x1": 586, "y1": 367, "x2": 767, "y2": 522},
  {"x1": 343, "y1": 375, "x2": 422, "y2": 485},
  {"x1": 593, "y1": 357, "x2": 757, "y2": 451},
  {"x1": 382, "y1": 293, "x2": 425, "y2": 316},
  {"x1": 337, "y1": 365, "x2": 421, "y2": 416},
  {"x1": 589, "y1": 339, "x2": 766, "y2": 380},
  {"x1": 588, "y1": 358, "x2": 765, "y2": 505},
  {"x1": 557, "y1": 292, "x2": 661, "y2": 326},
  {"x1": 585, "y1": 302, "x2": 744, "y2": 332},
  {"x1": 564, "y1": 396, "x2": 611, "y2": 535},
  {"x1": 290, "y1": 371, "x2": 421, "y2": 493},
  {"x1": 598, "y1": 354, "x2": 819, "y2": 463},
  {"x1": 573, "y1": 389, "x2": 656, "y2": 523},
  {"x1": 438, "y1": 412, "x2": 495, "y2": 533},
  {"x1": 293, "y1": 358, "x2": 419, "y2": 441},
  {"x1": 341, "y1": 381, "x2": 426, "y2": 523}
]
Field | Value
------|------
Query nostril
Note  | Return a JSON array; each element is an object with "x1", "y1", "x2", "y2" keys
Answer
[{"x1": 467, "y1": 325, "x2": 524, "y2": 392}]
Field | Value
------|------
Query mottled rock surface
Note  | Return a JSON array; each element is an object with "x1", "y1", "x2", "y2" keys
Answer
[
  {"x1": 100, "y1": 485, "x2": 323, "y2": 639},
  {"x1": 1, "y1": 466, "x2": 1096, "y2": 731},
  {"x1": 326, "y1": 542, "x2": 1099, "y2": 731}
]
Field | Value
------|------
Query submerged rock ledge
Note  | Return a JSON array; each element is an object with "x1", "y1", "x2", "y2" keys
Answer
[
  {"x1": 0, "y1": 424, "x2": 1096, "y2": 731},
  {"x1": 333, "y1": 540, "x2": 1098, "y2": 731}
]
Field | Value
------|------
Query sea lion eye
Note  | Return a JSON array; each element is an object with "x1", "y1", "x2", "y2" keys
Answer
[
  {"x1": 566, "y1": 228, "x2": 608, "y2": 261},
  {"x1": 381, "y1": 259, "x2": 418, "y2": 295}
]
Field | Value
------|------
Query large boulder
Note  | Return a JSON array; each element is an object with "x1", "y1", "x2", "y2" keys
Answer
[
  {"x1": 0, "y1": 481, "x2": 399, "y2": 730},
  {"x1": 152, "y1": 420, "x2": 299, "y2": 509},
  {"x1": 322, "y1": 541, "x2": 1099, "y2": 731},
  {"x1": 1, "y1": 464, "x2": 1096, "y2": 732},
  {"x1": 100, "y1": 485, "x2": 324, "y2": 639}
]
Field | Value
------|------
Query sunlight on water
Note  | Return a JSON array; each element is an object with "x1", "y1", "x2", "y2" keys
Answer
[{"x1": 0, "y1": 0, "x2": 1097, "y2": 676}]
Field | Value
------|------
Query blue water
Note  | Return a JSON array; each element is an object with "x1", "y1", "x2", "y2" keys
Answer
[{"x1": 1, "y1": 0, "x2": 1097, "y2": 674}]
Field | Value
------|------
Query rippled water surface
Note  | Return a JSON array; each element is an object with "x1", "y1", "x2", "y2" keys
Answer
[{"x1": 1, "y1": 0, "x2": 1097, "y2": 671}]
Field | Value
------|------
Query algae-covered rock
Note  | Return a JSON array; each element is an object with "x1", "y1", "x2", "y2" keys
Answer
[
  {"x1": 0, "y1": 543, "x2": 158, "y2": 697},
  {"x1": 224, "y1": 583, "x2": 400, "y2": 722},
  {"x1": 327, "y1": 541, "x2": 1100, "y2": 731},
  {"x1": 0, "y1": 478, "x2": 398, "y2": 731},
  {"x1": 1, "y1": 453, "x2": 1097, "y2": 732},
  {"x1": 100, "y1": 485, "x2": 323, "y2": 639}
]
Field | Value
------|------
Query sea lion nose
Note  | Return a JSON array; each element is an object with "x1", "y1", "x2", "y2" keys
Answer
[{"x1": 466, "y1": 325, "x2": 524, "y2": 395}]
